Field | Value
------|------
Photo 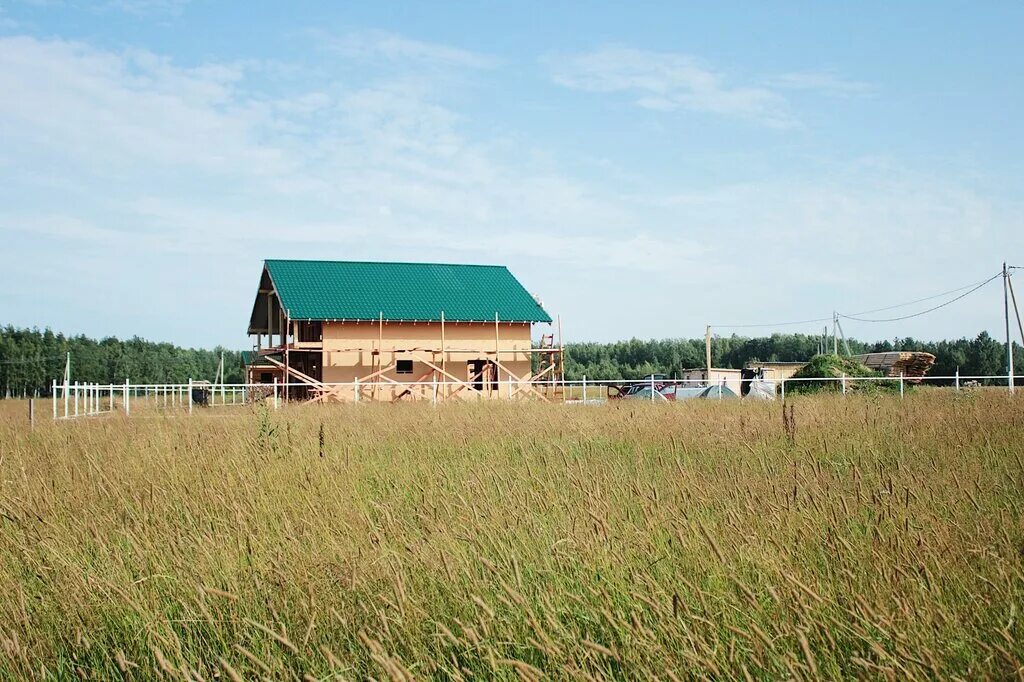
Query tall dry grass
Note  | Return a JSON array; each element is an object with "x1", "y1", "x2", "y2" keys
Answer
[{"x1": 0, "y1": 393, "x2": 1022, "y2": 679}]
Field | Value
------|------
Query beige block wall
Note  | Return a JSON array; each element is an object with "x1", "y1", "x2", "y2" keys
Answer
[
  {"x1": 681, "y1": 369, "x2": 743, "y2": 395},
  {"x1": 319, "y1": 321, "x2": 535, "y2": 398}
]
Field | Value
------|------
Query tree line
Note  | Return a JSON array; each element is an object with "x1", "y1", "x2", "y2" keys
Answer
[
  {"x1": 563, "y1": 331, "x2": 1022, "y2": 381},
  {"x1": 0, "y1": 326, "x2": 244, "y2": 397},
  {"x1": 1, "y1": 325, "x2": 1020, "y2": 397}
]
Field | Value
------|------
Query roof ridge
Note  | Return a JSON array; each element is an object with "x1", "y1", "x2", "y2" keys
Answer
[{"x1": 265, "y1": 258, "x2": 509, "y2": 269}]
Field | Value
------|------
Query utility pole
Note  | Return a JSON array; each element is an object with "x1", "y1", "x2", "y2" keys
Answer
[
  {"x1": 1008, "y1": 269, "x2": 1024, "y2": 353},
  {"x1": 705, "y1": 325, "x2": 712, "y2": 377},
  {"x1": 1005, "y1": 262, "x2": 1015, "y2": 394},
  {"x1": 832, "y1": 312, "x2": 838, "y2": 356}
]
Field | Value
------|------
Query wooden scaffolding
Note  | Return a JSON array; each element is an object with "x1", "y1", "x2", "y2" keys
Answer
[{"x1": 250, "y1": 311, "x2": 566, "y2": 404}]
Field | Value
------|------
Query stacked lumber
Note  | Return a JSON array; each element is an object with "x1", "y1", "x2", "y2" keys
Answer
[{"x1": 852, "y1": 352, "x2": 936, "y2": 382}]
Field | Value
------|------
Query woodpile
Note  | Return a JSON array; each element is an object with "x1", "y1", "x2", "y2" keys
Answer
[{"x1": 852, "y1": 352, "x2": 936, "y2": 382}]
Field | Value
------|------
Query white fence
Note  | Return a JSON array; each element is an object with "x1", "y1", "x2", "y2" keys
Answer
[{"x1": 44, "y1": 373, "x2": 1023, "y2": 421}]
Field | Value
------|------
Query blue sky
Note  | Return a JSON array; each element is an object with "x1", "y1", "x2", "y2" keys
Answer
[{"x1": 1, "y1": 1, "x2": 1022, "y2": 347}]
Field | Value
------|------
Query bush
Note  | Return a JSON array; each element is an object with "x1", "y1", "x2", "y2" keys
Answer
[{"x1": 787, "y1": 354, "x2": 896, "y2": 394}]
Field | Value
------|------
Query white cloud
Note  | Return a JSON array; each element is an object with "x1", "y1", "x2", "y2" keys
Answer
[
  {"x1": 0, "y1": 34, "x2": 650, "y2": 269},
  {"x1": 0, "y1": 36, "x2": 288, "y2": 176},
  {"x1": 766, "y1": 70, "x2": 873, "y2": 97},
  {"x1": 321, "y1": 30, "x2": 496, "y2": 70},
  {"x1": 0, "y1": 33, "x2": 1014, "y2": 346},
  {"x1": 546, "y1": 46, "x2": 795, "y2": 127},
  {"x1": 0, "y1": 6, "x2": 19, "y2": 28},
  {"x1": 5, "y1": 0, "x2": 190, "y2": 18}
]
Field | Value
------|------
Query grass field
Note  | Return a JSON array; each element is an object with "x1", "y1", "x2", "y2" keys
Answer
[{"x1": 1, "y1": 393, "x2": 1023, "y2": 679}]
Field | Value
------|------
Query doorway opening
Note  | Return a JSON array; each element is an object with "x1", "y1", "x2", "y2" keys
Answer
[{"x1": 467, "y1": 359, "x2": 499, "y2": 392}]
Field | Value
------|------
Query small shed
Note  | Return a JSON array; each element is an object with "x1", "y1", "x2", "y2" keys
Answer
[{"x1": 680, "y1": 368, "x2": 743, "y2": 395}]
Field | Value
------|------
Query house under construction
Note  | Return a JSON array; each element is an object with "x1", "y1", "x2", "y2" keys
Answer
[{"x1": 245, "y1": 259, "x2": 562, "y2": 402}]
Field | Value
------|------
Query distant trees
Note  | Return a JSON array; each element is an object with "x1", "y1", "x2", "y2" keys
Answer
[
  {"x1": 1, "y1": 325, "x2": 1020, "y2": 397},
  {"x1": 563, "y1": 331, "x2": 1023, "y2": 382},
  {"x1": 0, "y1": 326, "x2": 243, "y2": 398}
]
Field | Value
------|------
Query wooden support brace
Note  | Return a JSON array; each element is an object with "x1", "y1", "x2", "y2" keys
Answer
[
  {"x1": 392, "y1": 370, "x2": 435, "y2": 402},
  {"x1": 491, "y1": 358, "x2": 551, "y2": 402},
  {"x1": 408, "y1": 353, "x2": 477, "y2": 401}
]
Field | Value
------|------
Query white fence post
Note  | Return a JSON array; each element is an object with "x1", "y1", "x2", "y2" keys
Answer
[
  {"x1": 354, "y1": 378, "x2": 359, "y2": 404},
  {"x1": 955, "y1": 367, "x2": 960, "y2": 392},
  {"x1": 582, "y1": 374, "x2": 587, "y2": 403},
  {"x1": 841, "y1": 373, "x2": 846, "y2": 396},
  {"x1": 781, "y1": 379, "x2": 786, "y2": 401},
  {"x1": 125, "y1": 379, "x2": 130, "y2": 417},
  {"x1": 899, "y1": 372, "x2": 905, "y2": 399},
  {"x1": 188, "y1": 379, "x2": 193, "y2": 414},
  {"x1": 74, "y1": 381, "x2": 79, "y2": 417},
  {"x1": 650, "y1": 374, "x2": 655, "y2": 402},
  {"x1": 52, "y1": 380, "x2": 57, "y2": 420}
]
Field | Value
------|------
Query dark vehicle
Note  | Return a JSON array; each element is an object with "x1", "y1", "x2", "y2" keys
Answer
[{"x1": 190, "y1": 381, "x2": 211, "y2": 407}]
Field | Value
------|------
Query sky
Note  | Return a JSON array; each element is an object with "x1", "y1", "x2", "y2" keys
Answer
[{"x1": 1, "y1": 1, "x2": 1022, "y2": 348}]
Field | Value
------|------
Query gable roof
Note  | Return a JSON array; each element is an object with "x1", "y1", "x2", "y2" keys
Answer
[{"x1": 255, "y1": 259, "x2": 551, "y2": 324}]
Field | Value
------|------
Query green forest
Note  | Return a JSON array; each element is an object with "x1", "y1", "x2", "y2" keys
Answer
[
  {"x1": 564, "y1": 331, "x2": 1022, "y2": 380},
  {"x1": 0, "y1": 325, "x2": 1021, "y2": 396},
  {"x1": 0, "y1": 326, "x2": 244, "y2": 397}
]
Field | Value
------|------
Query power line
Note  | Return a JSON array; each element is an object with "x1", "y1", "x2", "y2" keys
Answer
[
  {"x1": 845, "y1": 276, "x2": 996, "y2": 317},
  {"x1": 712, "y1": 270, "x2": 1003, "y2": 330},
  {"x1": 840, "y1": 272, "x2": 1001, "y2": 323}
]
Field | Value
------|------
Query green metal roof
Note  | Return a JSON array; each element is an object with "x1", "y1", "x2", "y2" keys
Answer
[
  {"x1": 240, "y1": 351, "x2": 282, "y2": 367},
  {"x1": 262, "y1": 259, "x2": 551, "y2": 323}
]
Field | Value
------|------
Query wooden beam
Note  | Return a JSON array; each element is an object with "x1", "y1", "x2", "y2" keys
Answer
[
  {"x1": 391, "y1": 369, "x2": 434, "y2": 402},
  {"x1": 284, "y1": 314, "x2": 290, "y2": 401},
  {"x1": 409, "y1": 352, "x2": 475, "y2": 399},
  {"x1": 507, "y1": 363, "x2": 556, "y2": 400},
  {"x1": 266, "y1": 294, "x2": 273, "y2": 345},
  {"x1": 490, "y1": 357, "x2": 551, "y2": 402},
  {"x1": 447, "y1": 366, "x2": 488, "y2": 401},
  {"x1": 356, "y1": 362, "x2": 398, "y2": 384},
  {"x1": 377, "y1": 311, "x2": 384, "y2": 401},
  {"x1": 440, "y1": 311, "x2": 446, "y2": 396},
  {"x1": 262, "y1": 356, "x2": 350, "y2": 403}
]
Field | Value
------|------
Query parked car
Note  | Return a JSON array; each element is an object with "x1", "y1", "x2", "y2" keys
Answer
[
  {"x1": 608, "y1": 374, "x2": 670, "y2": 399},
  {"x1": 622, "y1": 383, "x2": 738, "y2": 401}
]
